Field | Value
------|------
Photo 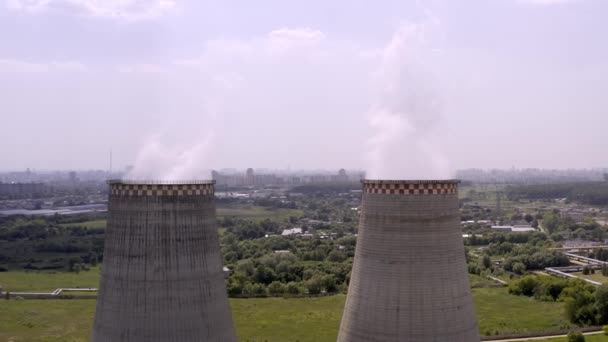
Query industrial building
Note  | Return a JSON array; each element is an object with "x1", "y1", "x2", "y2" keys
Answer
[
  {"x1": 92, "y1": 181, "x2": 237, "y2": 342},
  {"x1": 338, "y1": 180, "x2": 479, "y2": 342}
]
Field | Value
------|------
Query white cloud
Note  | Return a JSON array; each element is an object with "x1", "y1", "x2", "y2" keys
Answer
[
  {"x1": 518, "y1": 0, "x2": 580, "y2": 5},
  {"x1": 266, "y1": 28, "x2": 325, "y2": 50},
  {"x1": 174, "y1": 28, "x2": 330, "y2": 70},
  {"x1": 0, "y1": 59, "x2": 87, "y2": 73},
  {"x1": 5, "y1": 0, "x2": 175, "y2": 20},
  {"x1": 116, "y1": 63, "x2": 166, "y2": 74}
]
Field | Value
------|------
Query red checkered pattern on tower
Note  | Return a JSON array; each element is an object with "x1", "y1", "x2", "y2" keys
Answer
[
  {"x1": 364, "y1": 182, "x2": 457, "y2": 195},
  {"x1": 110, "y1": 183, "x2": 215, "y2": 197}
]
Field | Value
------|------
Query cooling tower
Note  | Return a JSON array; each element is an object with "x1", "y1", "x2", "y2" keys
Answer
[
  {"x1": 338, "y1": 180, "x2": 479, "y2": 342},
  {"x1": 92, "y1": 181, "x2": 237, "y2": 342}
]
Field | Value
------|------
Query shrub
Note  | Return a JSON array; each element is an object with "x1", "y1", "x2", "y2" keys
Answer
[
  {"x1": 305, "y1": 276, "x2": 323, "y2": 295},
  {"x1": 567, "y1": 331, "x2": 585, "y2": 342},
  {"x1": 285, "y1": 282, "x2": 302, "y2": 295},
  {"x1": 267, "y1": 281, "x2": 285, "y2": 295},
  {"x1": 512, "y1": 262, "x2": 526, "y2": 275},
  {"x1": 583, "y1": 266, "x2": 591, "y2": 275}
]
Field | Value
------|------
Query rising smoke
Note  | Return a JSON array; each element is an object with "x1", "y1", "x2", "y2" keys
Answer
[
  {"x1": 123, "y1": 22, "x2": 451, "y2": 180},
  {"x1": 126, "y1": 134, "x2": 214, "y2": 180},
  {"x1": 125, "y1": 95, "x2": 223, "y2": 181},
  {"x1": 366, "y1": 22, "x2": 450, "y2": 180}
]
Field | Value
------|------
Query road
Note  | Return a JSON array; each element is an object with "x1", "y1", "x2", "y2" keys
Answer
[{"x1": 487, "y1": 330, "x2": 603, "y2": 341}]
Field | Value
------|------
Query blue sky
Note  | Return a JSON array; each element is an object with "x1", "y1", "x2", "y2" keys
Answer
[{"x1": 1, "y1": 0, "x2": 607, "y2": 178}]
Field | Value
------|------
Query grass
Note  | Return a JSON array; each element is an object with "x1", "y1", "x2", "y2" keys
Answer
[
  {"x1": 0, "y1": 267, "x2": 101, "y2": 292},
  {"x1": 473, "y1": 287, "x2": 570, "y2": 336},
  {"x1": 530, "y1": 334, "x2": 608, "y2": 341},
  {"x1": 231, "y1": 296, "x2": 343, "y2": 342},
  {"x1": 217, "y1": 205, "x2": 303, "y2": 222},
  {"x1": 469, "y1": 273, "x2": 505, "y2": 287},
  {"x1": 0, "y1": 282, "x2": 574, "y2": 341},
  {"x1": 0, "y1": 300, "x2": 95, "y2": 342},
  {"x1": 60, "y1": 220, "x2": 106, "y2": 229},
  {"x1": 573, "y1": 272, "x2": 608, "y2": 284},
  {"x1": 52, "y1": 206, "x2": 303, "y2": 229}
]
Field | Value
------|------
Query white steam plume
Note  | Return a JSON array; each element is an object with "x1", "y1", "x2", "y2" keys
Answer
[
  {"x1": 125, "y1": 133, "x2": 214, "y2": 181},
  {"x1": 366, "y1": 22, "x2": 450, "y2": 180},
  {"x1": 125, "y1": 96, "x2": 223, "y2": 181}
]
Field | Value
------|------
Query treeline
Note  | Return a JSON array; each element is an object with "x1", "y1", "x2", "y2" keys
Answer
[
  {"x1": 542, "y1": 210, "x2": 604, "y2": 241},
  {"x1": 222, "y1": 217, "x2": 288, "y2": 240},
  {"x1": 0, "y1": 215, "x2": 105, "y2": 271},
  {"x1": 509, "y1": 276, "x2": 608, "y2": 326},
  {"x1": 221, "y1": 228, "x2": 357, "y2": 296},
  {"x1": 468, "y1": 233, "x2": 569, "y2": 275},
  {"x1": 507, "y1": 182, "x2": 608, "y2": 205},
  {"x1": 290, "y1": 183, "x2": 361, "y2": 195},
  {"x1": 465, "y1": 231, "x2": 547, "y2": 246}
]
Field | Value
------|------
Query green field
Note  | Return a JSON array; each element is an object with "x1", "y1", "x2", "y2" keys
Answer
[
  {"x1": 217, "y1": 205, "x2": 303, "y2": 222},
  {"x1": 530, "y1": 334, "x2": 608, "y2": 341},
  {"x1": 0, "y1": 268, "x2": 101, "y2": 292},
  {"x1": 0, "y1": 275, "x2": 574, "y2": 342},
  {"x1": 53, "y1": 205, "x2": 304, "y2": 230},
  {"x1": 60, "y1": 220, "x2": 107, "y2": 229},
  {"x1": 469, "y1": 274, "x2": 505, "y2": 287},
  {"x1": 232, "y1": 296, "x2": 343, "y2": 342},
  {"x1": 473, "y1": 287, "x2": 569, "y2": 336},
  {"x1": 0, "y1": 300, "x2": 95, "y2": 342},
  {"x1": 573, "y1": 272, "x2": 608, "y2": 284}
]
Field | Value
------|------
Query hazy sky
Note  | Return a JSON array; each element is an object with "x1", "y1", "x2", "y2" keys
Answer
[{"x1": 1, "y1": 0, "x2": 607, "y2": 178}]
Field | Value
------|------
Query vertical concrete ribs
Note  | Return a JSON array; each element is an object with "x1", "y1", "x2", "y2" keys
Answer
[
  {"x1": 338, "y1": 179, "x2": 479, "y2": 342},
  {"x1": 92, "y1": 181, "x2": 237, "y2": 342}
]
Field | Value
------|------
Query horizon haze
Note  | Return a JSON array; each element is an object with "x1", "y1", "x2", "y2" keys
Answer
[{"x1": 1, "y1": 0, "x2": 607, "y2": 178}]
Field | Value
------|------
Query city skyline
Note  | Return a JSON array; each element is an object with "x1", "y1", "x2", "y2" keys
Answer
[{"x1": 1, "y1": 0, "x2": 607, "y2": 176}]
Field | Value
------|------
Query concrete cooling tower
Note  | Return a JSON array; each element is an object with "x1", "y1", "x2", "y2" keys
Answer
[
  {"x1": 338, "y1": 180, "x2": 479, "y2": 342},
  {"x1": 92, "y1": 181, "x2": 237, "y2": 342}
]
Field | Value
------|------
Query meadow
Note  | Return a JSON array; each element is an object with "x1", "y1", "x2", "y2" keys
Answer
[
  {"x1": 0, "y1": 267, "x2": 101, "y2": 293},
  {"x1": 51, "y1": 205, "x2": 305, "y2": 230},
  {"x1": 0, "y1": 272, "x2": 574, "y2": 342},
  {"x1": 217, "y1": 205, "x2": 303, "y2": 222},
  {"x1": 59, "y1": 220, "x2": 107, "y2": 229},
  {"x1": 531, "y1": 335, "x2": 608, "y2": 342}
]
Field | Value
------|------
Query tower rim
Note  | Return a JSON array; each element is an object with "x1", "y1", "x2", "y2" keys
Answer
[
  {"x1": 362, "y1": 179, "x2": 460, "y2": 185},
  {"x1": 107, "y1": 179, "x2": 215, "y2": 186}
]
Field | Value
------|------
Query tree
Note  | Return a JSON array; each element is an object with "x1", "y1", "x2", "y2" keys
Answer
[
  {"x1": 243, "y1": 282, "x2": 266, "y2": 295},
  {"x1": 596, "y1": 285, "x2": 608, "y2": 324},
  {"x1": 321, "y1": 274, "x2": 338, "y2": 293},
  {"x1": 524, "y1": 214, "x2": 534, "y2": 223},
  {"x1": 602, "y1": 265, "x2": 608, "y2": 277},
  {"x1": 267, "y1": 281, "x2": 285, "y2": 295},
  {"x1": 543, "y1": 212, "x2": 560, "y2": 234},
  {"x1": 305, "y1": 275, "x2": 323, "y2": 295},
  {"x1": 583, "y1": 266, "x2": 591, "y2": 275},
  {"x1": 481, "y1": 255, "x2": 492, "y2": 269},
  {"x1": 227, "y1": 281, "x2": 243, "y2": 295},
  {"x1": 68, "y1": 257, "x2": 81, "y2": 272},
  {"x1": 90, "y1": 252, "x2": 98, "y2": 267},
  {"x1": 254, "y1": 265, "x2": 276, "y2": 285},
  {"x1": 285, "y1": 282, "x2": 301, "y2": 295},
  {"x1": 567, "y1": 331, "x2": 585, "y2": 342},
  {"x1": 564, "y1": 281, "x2": 597, "y2": 325},
  {"x1": 327, "y1": 250, "x2": 346, "y2": 263},
  {"x1": 512, "y1": 262, "x2": 526, "y2": 275}
]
